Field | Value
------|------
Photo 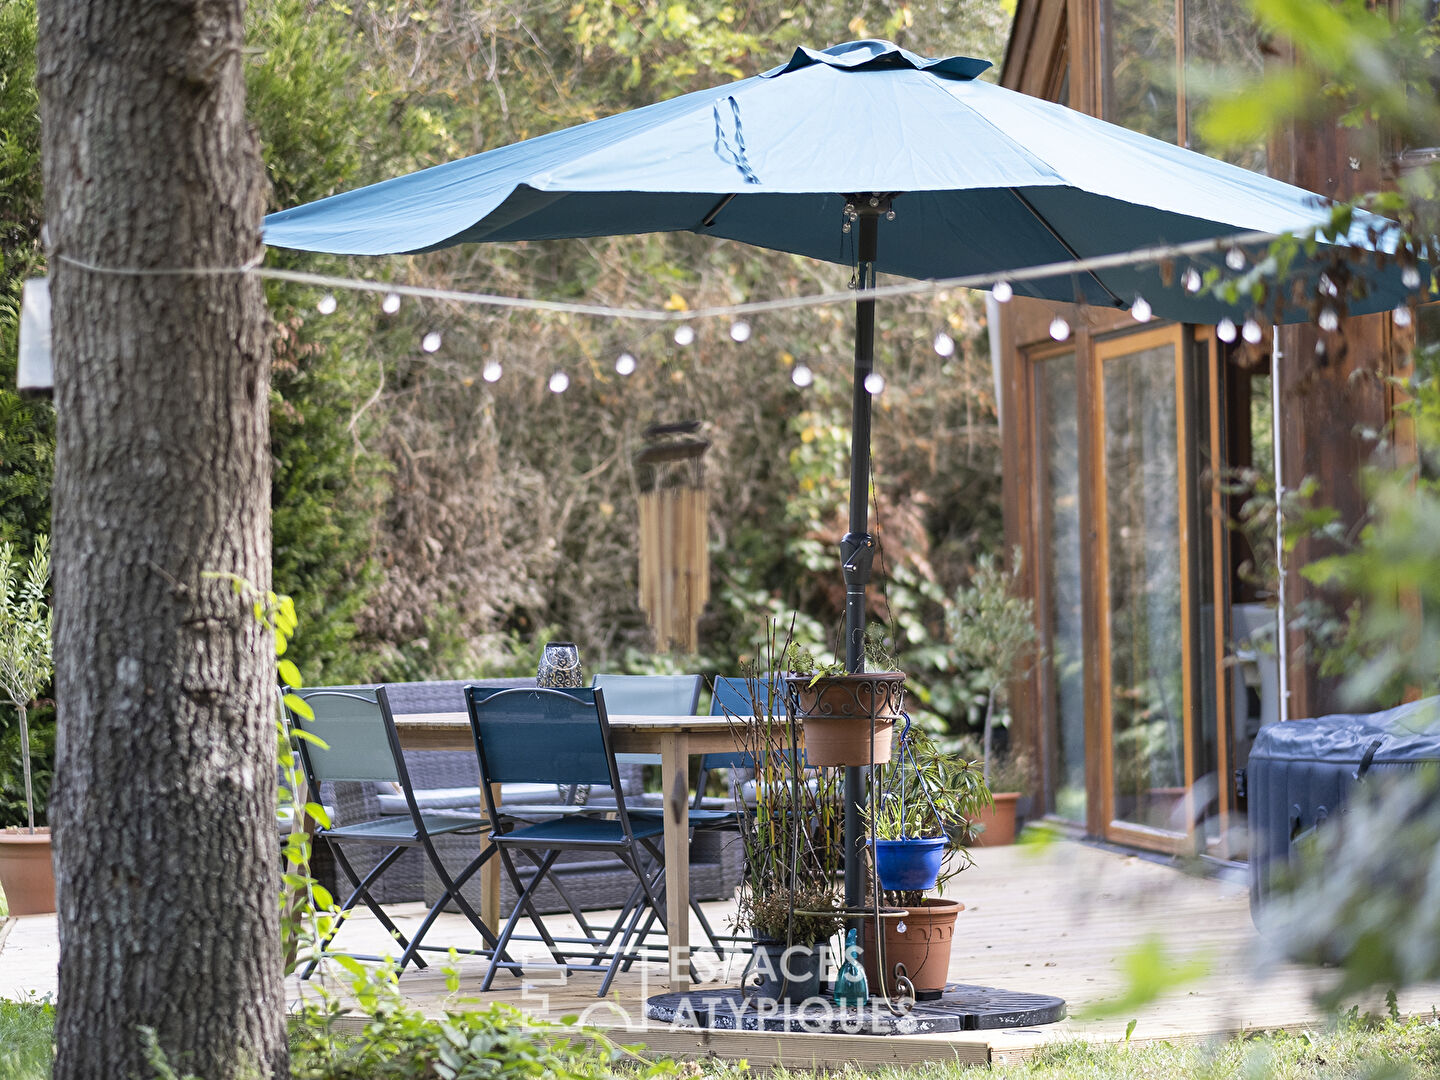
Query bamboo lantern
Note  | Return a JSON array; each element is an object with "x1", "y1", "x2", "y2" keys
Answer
[{"x1": 635, "y1": 421, "x2": 710, "y2": 654}]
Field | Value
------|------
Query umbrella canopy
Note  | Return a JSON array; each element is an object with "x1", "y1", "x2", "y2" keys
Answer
[
  {"x1": 264, "y1": 39, "x2": 1406, "y2": 913},
  {"x1": 264, "y1": 39, "x2": 1401, "y2": 322}
]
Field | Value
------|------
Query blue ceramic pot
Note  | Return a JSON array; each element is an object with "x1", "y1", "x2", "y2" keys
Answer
[{"x1": 871, "y1": 836, "x2": 948, "y2": 892}]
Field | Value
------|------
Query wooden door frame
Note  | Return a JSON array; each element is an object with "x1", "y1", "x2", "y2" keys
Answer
[
  {"x1": 1023, "y1": 340, "x2": 1084, "y2": 824},
  {"x1": 1091, "y1": 323, "x2": 1196, "y2": 855}
]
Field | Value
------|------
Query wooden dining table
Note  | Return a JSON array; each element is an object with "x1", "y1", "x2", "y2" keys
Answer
[{"x1": 393, "y1": 712, "x2": 749, "y2": 992}]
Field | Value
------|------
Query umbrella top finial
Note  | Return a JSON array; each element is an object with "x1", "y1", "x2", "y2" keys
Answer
[{"x1": 763, "y1": 40, "x2": 992, "y2": 81}]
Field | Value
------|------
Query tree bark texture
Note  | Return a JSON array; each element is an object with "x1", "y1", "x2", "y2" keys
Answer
[{"x1": 36, "y1": 0, "x2": 283, "y2": 1076}]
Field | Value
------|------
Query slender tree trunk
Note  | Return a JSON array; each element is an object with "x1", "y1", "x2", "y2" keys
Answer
[
  {"x1": 19, "y1": 703, "x2": 33, "y2": 833},
  {"x1": 981, "y1": 687, "x2": 995, "y2": 787},
  {"x1": 36, "y1": 0, "x2": 283, "y2": 1076}
]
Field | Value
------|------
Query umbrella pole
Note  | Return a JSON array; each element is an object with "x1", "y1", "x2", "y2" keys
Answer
[{"x1": 842, "y1": 203, "x2": 882, "y2": 913}]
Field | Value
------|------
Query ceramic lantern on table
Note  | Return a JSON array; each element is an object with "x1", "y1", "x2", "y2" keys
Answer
[{"x1": 537, "y1": 642, "x2": 583, "y2": 688}]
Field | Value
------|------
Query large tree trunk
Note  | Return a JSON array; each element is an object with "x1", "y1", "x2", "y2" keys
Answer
[{"x1": 36, "y1": 0, "x2": 283, "y2": 1076}]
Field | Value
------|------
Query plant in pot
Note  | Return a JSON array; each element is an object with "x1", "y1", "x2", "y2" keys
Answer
[
  {"x1": 0, "y1": 537, "x2": 54, "y2": 916},
  {"x1": 781, "y1": 627, "x2": 905, "y2": 767},
  {"x1": 862, "y1": 723, "x2": 989, "y2": 999},
  {"x1": 726, "y1": 645, "x2": 845, "y2": 1005},
  {"x1": 947, "y1": 551, "x2": 1038, "y2": 846}
]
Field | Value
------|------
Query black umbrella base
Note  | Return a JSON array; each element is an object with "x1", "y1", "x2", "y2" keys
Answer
[{"x1": 645, "y1": 984, "x2": 1066, "y2": 1035}]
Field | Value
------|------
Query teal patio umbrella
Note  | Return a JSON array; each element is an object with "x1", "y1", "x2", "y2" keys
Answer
[{"x1": 265, "y1": 39, "x2": 1406, "y2": 907}]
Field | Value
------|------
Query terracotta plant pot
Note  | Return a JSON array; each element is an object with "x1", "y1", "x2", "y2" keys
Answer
[
  {"x1": 969, "y1": 791, "x2": 1020, "y2": 847},
  {"x1": 783, "y1": 672, "x2": 904, "y2": 766},
  {"x1": 861, "y1": 897, "x2": 962, "y2": 999},
  {"x1": 0, "y1": 828, "x2": 55, "y2": 916}
]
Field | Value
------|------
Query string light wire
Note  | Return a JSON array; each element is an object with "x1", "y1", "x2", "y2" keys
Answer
[{"x1": 52, "y1": 228, "x2": 1298, "y2": 325}]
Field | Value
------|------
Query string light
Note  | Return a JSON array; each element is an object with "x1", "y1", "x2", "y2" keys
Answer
[
  {"x1": 1131, "y1": 295, "x2": 1152, "y2": 322},
  {"x1": 933, "y1": 331, "x2": 955, "y2": 357},
  {"x1": 482, "y1": 360, "x2": 503, "y2": 382},
  {"x1": 549, "y1": 371, "x2": 570, "y2": 393},
  {"x1": 1394, "y1": 304, "x2": 1414, "y2": 327},
  {"x1": 1226, "y1": 247, "x2": 1246, "y2": 271},
  {"x1": 615, "y1": 352, "x2": 637, "y2": 375},
  {"x1": 864, "y1": 372, "x2": 886, "y2": 395},
  {"x1": 729, "y1": 320, "x2": 751, "y2": 342},
  {"x1": 1049, "y1": 316, "x2": 1071, "y2": 341},
  {"x1": 1403, "y1": 266, "x2": 1422, "y2": 290},
  {"x1": 1183, "y1": 268, "x2": 1203, "y2": 294},
  {"x1": 1217, "y1": 318, "x2": 1237, "y2": 343},
  {"x1": 382, "y1": 292, "x2": 401, "y2": 314},
  {"x1": 316, "y1": 292, "x2": 337, "y2": 315},
  {"x1": 991, "y1": 280, "x2": 1013, "y2": 303},
  {"x1": 674, "y1": 325, "x2": 695, "y2": 346},
  {"x1": 791, "y1": 363, "x2": 814, "y2": 387},
  {"x1": 421, "y1": 330, "x2": 442, "y2": 353},
  {"x1": 1242, "y1": 318, "x2": 1263, "y2": 344},
  {"x1": 1318, "y1": 307, "x2": 1339, "y2": 332}
]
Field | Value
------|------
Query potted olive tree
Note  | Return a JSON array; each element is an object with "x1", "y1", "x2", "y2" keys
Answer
[
  {"x1": 0, "y1": 537, "x2": 54, "y2": 915},
  {"x1": 863, "y1": 725, "x2": 989, "y2": 998},
  {"x1": 781, "y1": 628, "x2": 905, "y2": 767},
  {"x1": 947, "y1": 551, "x2": 1038, "y2": 846}
]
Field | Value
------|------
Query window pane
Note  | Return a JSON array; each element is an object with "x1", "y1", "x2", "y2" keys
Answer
[
  {"x1": 1104, "y1": 342, "x2": 1186, "y2": 831},
  {"x1": 1106, "y1": 0, "x2": 1179, "y2": 142},
  {"x1": 1035, "y1": 354, "x2": 1086, "y2": 822},
  {"x1": 1184, "y1": 0, "x2": 1268, "y2": 172}
]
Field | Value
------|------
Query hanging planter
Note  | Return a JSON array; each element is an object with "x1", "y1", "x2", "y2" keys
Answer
[
  {"x1": 871, "y1": 835, "x2": 948, "y2": 893},
  {"x1": 782, "y1": 671, "x2": 904, "y2": 766}
]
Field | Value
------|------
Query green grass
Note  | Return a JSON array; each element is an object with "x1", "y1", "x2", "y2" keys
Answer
[
  {"x1": 707, "y1": 1018, "x2": 1440, "y2": 1079},
  {"x1": 1, "y1": 1001, "x2": 1437, "y2": 1078},
  {"x1": 0, "y1": 997, "x2": 54, "y2": 1080}
]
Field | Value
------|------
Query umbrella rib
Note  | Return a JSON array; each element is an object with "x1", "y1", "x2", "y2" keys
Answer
[{"x1": 1006, "y1": 187, "x2": 1126, "y2": 308}]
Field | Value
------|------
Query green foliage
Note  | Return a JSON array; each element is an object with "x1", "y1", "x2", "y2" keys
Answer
[
  {"x1": 0, "y1": 537, "x2": 49, "y2": 830},
  {"x1": 0, "y1": 0, "x2": 52, "y2": 555},
  {"x1": 0, "y1": 996, "x2": 54, "y2": 1080}
]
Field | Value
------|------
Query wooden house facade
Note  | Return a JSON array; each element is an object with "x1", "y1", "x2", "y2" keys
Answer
[{"x1": 996, "y1": 0, "x2": 1415, "y2": 856}]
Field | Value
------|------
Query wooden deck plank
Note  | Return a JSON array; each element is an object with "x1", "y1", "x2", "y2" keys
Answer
[{"x1": 8, "y1": 841, "x2": 1440, "y2": 1066}]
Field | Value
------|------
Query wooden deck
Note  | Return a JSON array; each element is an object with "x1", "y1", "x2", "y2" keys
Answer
[{"x1": 6, "y1": 840, "x2": 1439, "y2": 1067}]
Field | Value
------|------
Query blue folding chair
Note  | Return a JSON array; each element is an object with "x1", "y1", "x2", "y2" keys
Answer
[
  {"x1": 287, "y1": 686, "x2": 506, "y2": 977},
  {"x1": 465, "y1": 685, "x2": 672, "y2": 995}
]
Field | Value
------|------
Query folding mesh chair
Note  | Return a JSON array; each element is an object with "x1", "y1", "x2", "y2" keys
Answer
[
  {"x1": 465, "y1": 685, "x2": 672, "y2": 996},
  {"x1": 288, "y1": 686, "x2": 506, "y2": 977}
]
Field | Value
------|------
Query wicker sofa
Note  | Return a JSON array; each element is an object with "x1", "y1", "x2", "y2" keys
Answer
[{"x1": 306, "y1": 677, "x2": 744, "y2": 914}]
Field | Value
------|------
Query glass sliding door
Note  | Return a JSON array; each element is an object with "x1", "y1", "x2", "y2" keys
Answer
[
  {"x1": 1095, "y1": 327, "x2": 1194, "y2": 845},
  {"x1": 1033, "y1": 351, "x2": 1087, "y2": 822}
]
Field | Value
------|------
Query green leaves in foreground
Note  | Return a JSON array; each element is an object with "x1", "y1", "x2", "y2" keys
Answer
[{"x1": 1077, "y1": 936, "x2": 1212, "y2": 1020}]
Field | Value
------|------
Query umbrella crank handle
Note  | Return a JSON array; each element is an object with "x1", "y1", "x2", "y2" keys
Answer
[{"x1": 840, "y1": 532, "x2": 875, "y2": 584}]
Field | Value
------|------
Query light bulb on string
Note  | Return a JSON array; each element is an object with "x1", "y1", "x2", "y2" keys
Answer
[
  {"x1": 381, "y1": 292, "x2": 401, "y2": 315},
  {"x1": 1217, "y1": 318, "x2": 1237, "y2": 343},
  {"x1": 1318, "y1": 307, "x2": 1339, "y2": 333},
  {"x1": 1395, "y1": 304, "x2": 1414, "y2": 328},
  {"x1": 482, "y1": 360, "x2": 502, "y2": 383},
  {"x1": 791, "y1": 363, "x2": 814, "y2": 388},
  {"x1": 1183, "y1": 268, "x2": 1203, "y2": 294},
  {"x1": 1225, "y1": 247, "x2": 1246, "y2": 272},
  {"x1": 729, "y1": 320, "x2": 751, "y2": 343},
  {"x1": 615, "y1": 352, "x2": 637, "y2": 376},
  {"x1": 549, "y1": 371, "x2": 570, "y2": 394},
  {"x1": 1049, "y1": 316, "x2": 1071, "y2": 342},
  {"x1": 933, "y1": 331, "x2": 955, "y2": 357},
  {"x1": 674, "y1": 325, "x2": 695, "y2": 346},
  {"x1": 421, "y1": 330, "x2": 442, "y2": 353},
  {"x1": 1242, "y1": 318, "x2": 1263, "y2": 344},
  {"x1": 991, "y1": 280, "x2": 1013, "y2": 303},
  {"x1": 1131, "y1": 295, "x2": 1152, "y2": 322},
  {"x1": 1403, "y1": 266, "x2": 1422, "y2": 290},
  {"x1": 864, "y1": 372, "x2": 886, "y2": 395},
  {"x1": 316, "y1": 292, "x2": 337, "y2": 315}
]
